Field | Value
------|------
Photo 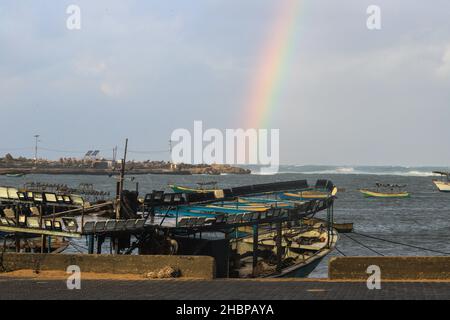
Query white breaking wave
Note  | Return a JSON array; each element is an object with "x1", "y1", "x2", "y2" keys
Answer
[
  {"x1": 335, "y1": 167, "x2": 355, "y2": 173},
  {"x1": 400, "y1": 171, "x2": 437, "y2": 177},
  {"x1": 249, "y1": 166, "x2": 441, "y2": 176}
]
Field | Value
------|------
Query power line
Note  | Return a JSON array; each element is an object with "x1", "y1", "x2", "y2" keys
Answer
[
  {"x1": 39, "y1": 147, "x2": 92, "y2": 154},
  {"x1": 123, "y1": 149, "x2": 170, "y2": 154},
  {"x1": 342, "y1": 233, "x2": 385, "y2": 256},
  {"x1": 0, "y1": 147, "x2": 33, "y2": 151},
  {"x1": 0, "y1": 144, "x2": 170, "y2": 156},
  {"x1": 39, "y1": 147, "x2": 114, "y2": 154},
  {"x1": 352, "y1": 232, "x2": 450, "y2": 256}
]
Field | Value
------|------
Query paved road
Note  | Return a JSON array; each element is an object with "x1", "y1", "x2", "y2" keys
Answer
[{"x1": 1, "y1": 278, "x2": 450, "y2": 300}]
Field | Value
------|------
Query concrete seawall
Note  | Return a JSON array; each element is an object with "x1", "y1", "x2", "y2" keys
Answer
[
  {"x1": 0, "y1": 253, "x2": 215, "y2": 279},
  {"x1": 329, "y1": 257, "x2": 450, "y2": 280}
]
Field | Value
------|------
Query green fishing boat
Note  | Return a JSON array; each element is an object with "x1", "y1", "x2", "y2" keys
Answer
[
  {"x1": 169, "y1": 181, "x2": 219, "y2": 193},
  {"x1": 359, "y1": 183, "x2": 410, "y2": 198},
  {"x1": 5, "y1": 173, "x2": 26, "y2": 178}
]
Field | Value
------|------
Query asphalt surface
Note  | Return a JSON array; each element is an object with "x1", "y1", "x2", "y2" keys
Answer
[{"x1": 1, "y1": 278, "x2": 450, "y2": 300}]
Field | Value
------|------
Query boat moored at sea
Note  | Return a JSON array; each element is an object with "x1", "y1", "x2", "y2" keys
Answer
[
  {"x1": 359, "y1": 183, "x2": 410, "y2": 198},
  {"x1": 432, "y1": 171, "x2": 450, "y2": 192},
  {"x1": 5, "y1": 173, "x2": 26, "y2": 178},
  {"x1": 280, "y1": 180, "x2": 338, "y2": 201},
  {"x1": 169, "y1": 181, "x2": 219, "y2": 193}
]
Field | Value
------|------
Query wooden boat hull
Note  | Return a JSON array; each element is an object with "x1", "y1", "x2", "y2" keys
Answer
[
  {"x1": 5, "y1": 173, "x2": 25, "y2": 177},
  {"x1": 433, "y1": 180, "x2": 450, "y2": 192},
  {"x1": 280, "y1": 186, "x2": 337, "y2": 201},
  {"x1": 359, "y1": 189, "x2": 410, "y2": 198},
  {"x1": 281, "y1": 191, "x2": 329, "y2": 201},
  {"x1": 235, "y1": 228, "x2": 338, "y2": 278},
  {"x1": 267, "y1": 231, "x2": 338, "y2": 278},
  {"x1": 271, "y1": 253, "x2": 326, "y2": 278},
  {"x1": 303, "y1": 218, "x2": 353, "y2": 233},
  {"x1": 1, "y1": 238, "x2": 69, "y2": 253},
  {"x1": 333, "y1": 223, "x2": 353, "y2": 233},
  {"x1": 169, "y1": 185, "x2": 218, "y2": 193}
]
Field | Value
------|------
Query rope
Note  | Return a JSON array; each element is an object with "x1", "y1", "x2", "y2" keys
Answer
[
  {"x1": 342, "y1": 233, "x2": 384, "y2": 256},
  {"x1": 334, "y1": 246, "x2": 347, "y2": 256},
  {"x1": 68, "y1": 241, "x2": 87, "y2": 253},
  {"x1": 352, "y1": 232, "x2": 450, "y2": 256}
]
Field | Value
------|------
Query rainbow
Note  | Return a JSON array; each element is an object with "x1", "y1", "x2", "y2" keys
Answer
[{"x1": 243, "y1": 0, "x2": 303, "y2": 129}]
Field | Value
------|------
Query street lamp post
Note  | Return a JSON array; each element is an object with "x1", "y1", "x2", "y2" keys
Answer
[{"x1": 34, "y1": 135, "x2": 40, "y2": 167}]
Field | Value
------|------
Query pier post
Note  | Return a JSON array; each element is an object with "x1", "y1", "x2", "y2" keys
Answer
[
  {"x1": 40, "y1": 236, "x2": 46, "y2": 254},
  {"x1": 15, "y1": 205, "x2": 20, "y2": 252},
  {"x1": 15, "y1": 234, "x2": 20, "y2": 253},
  {"x1": 88, "y1": 234, "x2": 95, "y2": 254},
  {"x1": 330, "y1": 199, "x2": 334, "y2": 247},
  {"x1": 276, "y1": 221, "x2": 282, "y2": 273},
  {"x1": 39, "y1": 205, "x2": 46, "y2": 253},
  {"x1": 252, "y1": 223, "x2": 259, "y2": 276},
  {"x1": 97, "y1": 235, "x2": 104, "y2": 254}
]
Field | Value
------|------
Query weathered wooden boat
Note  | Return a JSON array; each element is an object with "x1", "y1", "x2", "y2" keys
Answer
[
  {"x1": 279, "y1": 180, "x2": 338, "y2": 201},
  {"x1": 432, "y1": 171, "x2": 450, "y2": 192},
  {"x1": 359, "y1": 189, "x2": 410, "y2": 198},
  {"x1": 153, "y1": 195, "x2": 307, "y2": 218},
  {"x1": 281, "y1": 189, "x2": 338, "y2": 201},
  {"x1": 169, "y1": 179, "x2": 338, "y2": 196},
  {"x1": 359, "y1": 183, "x2": 410, "y2": 198},
  {"x1": 0, "y1": 178, "x2": 338, "y2": 280},
  {"x1": 330, "y1": 223, "x2": 353, "y2": 233},
  {"x1": 303, "y1": 218, "x2": 353, "y2": 233},
  {"x1": 1, "y1": 237, "x2": 69, "y2": 253},
  {"x1": 5, "y1": 173, "x2": 26, "y2": 178},
  {"x1": 233, "y1": 225, "x2": 338, "y2": 278},
  {"x1": 170, "y1": 181, "x2": 219, "y2": 193},
  {"x1": 144, "y1": 180, "x2": 339, "y2": 278}
]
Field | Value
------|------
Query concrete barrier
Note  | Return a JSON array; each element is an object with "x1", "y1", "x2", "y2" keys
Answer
[
  {"x1": 0, "y1": 253, "x2": 216, "y2": 279},
  {"x1": 329, "y1": 257, "x2": 450, "y2": 280}
]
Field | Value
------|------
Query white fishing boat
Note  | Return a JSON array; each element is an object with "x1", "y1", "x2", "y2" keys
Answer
[{"x1": 432, "y1": 171, "x2": 450, "y2": 192}]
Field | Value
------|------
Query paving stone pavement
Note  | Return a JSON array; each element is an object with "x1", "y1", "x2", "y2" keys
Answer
[{"x1": 1, "y1": 278, "x2": 450, "y2": 300}]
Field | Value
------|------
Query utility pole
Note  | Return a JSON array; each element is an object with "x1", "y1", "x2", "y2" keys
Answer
[
  {"x1": 112, "y1": 146, "x2": 117, "y2": 165},
  {"x1": 168, "y1": 139, "x2": 173, "y2": 165},
  {"x1": 33, "y1": 135, "x2": 40, "y2": 167},
  {"x1": 114, "y1": 139, "x2": 128, "y2": 255},
  {"x1": 116, "y1": 139, "x2": 128, "y2": 220}
]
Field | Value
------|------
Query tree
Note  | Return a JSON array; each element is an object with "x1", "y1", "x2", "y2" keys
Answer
[{"x1": 4, "y1": 153, "x2": 14, "y2": 162}]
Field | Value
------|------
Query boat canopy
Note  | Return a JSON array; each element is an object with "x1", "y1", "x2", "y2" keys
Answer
[
  {"x1": 375, "y1": 183, "x2": 407, "y2": 188},
  {"x1": 432, "y1": 171, "x2": 450, "y2": 176}
]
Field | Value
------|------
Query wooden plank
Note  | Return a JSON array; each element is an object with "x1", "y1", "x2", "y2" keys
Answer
[
  {"x1": 0, "y1": 226, "x2": 81, "y2": 238},
  {"x1": 45, "y1": 201, "x2": 114, "y2": 218},
  {"x1": 276, "y1": 222, "x2": 282, "y2": 273}
]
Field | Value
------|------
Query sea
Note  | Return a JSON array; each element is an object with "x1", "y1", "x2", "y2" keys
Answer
[{"x1": 1, "y1": 165, "x2": 450, "y2": 278}]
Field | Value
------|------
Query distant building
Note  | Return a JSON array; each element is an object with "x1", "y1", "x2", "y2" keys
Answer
[{"x1": 92, "y1": 160, "x2": 115, "y2": 169}]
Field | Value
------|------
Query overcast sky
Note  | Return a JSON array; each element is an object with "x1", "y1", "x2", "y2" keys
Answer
[{"x1": 0, "y1": 0, "x2": 449, "y2": 166}]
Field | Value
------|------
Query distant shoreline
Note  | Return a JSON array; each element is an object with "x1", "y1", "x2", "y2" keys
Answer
[{"x1": 0, "y1": 168, "x2": 251, "y2": 176}]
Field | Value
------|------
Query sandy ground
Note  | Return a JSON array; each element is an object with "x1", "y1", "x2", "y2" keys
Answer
[{"x1": 0, "y1": 270, "x2": 154, "y2": 281}]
